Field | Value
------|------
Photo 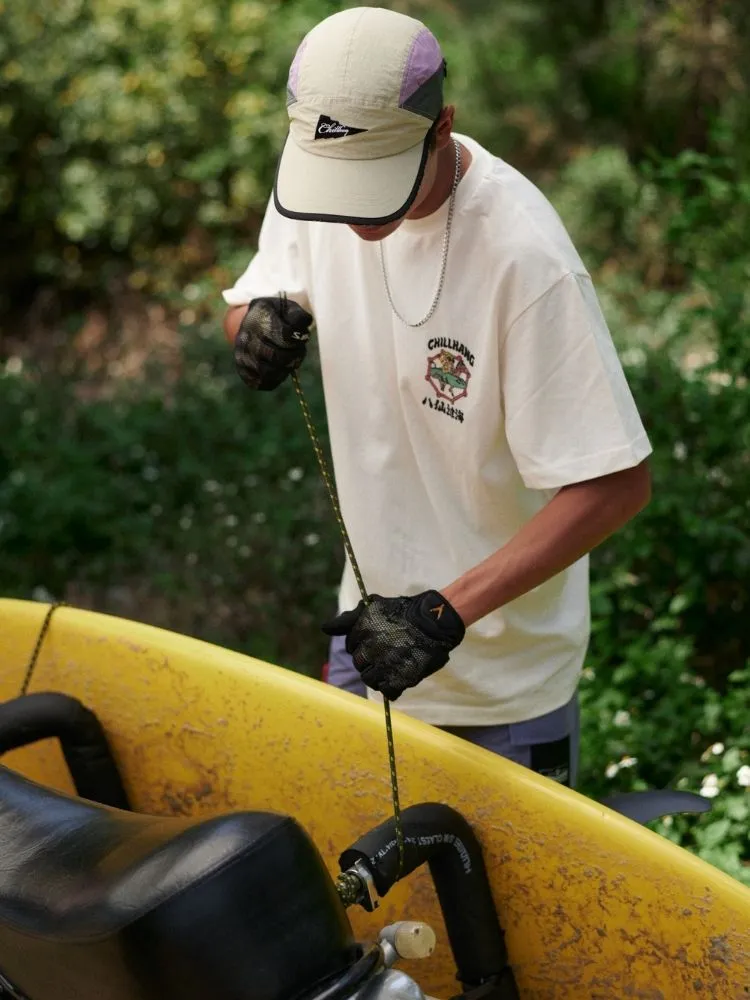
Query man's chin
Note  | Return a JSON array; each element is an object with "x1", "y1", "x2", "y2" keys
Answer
[{"x1": 349, "y1": 222, "x2": 402, "y2": 242}]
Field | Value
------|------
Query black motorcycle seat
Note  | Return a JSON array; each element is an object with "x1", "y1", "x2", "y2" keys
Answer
[{"x1": 0, "y1": 765, "x2": 354, "y2": 1000}]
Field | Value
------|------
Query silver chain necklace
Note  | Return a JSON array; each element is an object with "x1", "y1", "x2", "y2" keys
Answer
[{"x1": 378, "y1": 137, "x2": 462, "y2": 328}]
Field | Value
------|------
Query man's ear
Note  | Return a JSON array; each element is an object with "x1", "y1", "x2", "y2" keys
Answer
[{"x1": 435, "y1": 106, "x2": 456, "y2": 150}]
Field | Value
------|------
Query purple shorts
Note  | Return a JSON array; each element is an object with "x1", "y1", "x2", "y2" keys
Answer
[{"x1": 326, "y1": 635, "x2": 579, "y2": 788}]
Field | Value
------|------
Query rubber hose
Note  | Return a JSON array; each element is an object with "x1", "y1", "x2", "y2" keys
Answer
[
  {"x1": 0, "y1": 693, "x2": 130, "y2": 809},
  {"x1": 339, "y1": 802, "x2": 517, "y2": 994}
]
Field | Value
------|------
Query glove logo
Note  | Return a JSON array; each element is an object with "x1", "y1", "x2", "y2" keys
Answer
[{"x1": 429, "y1": 604, "x2": 445, "y2": 620}]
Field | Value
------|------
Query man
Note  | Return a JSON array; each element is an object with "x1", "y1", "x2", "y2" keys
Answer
[{"x1": 221, "y1": 6, "x2": 652, "y2": 787}]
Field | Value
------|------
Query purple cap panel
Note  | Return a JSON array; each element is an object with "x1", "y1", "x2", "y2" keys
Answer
[
  {"x1": 287, "y1": 37, "x2": 309, "y2": 102},
  {"x1": 399, "y1": 28, "x2": 443, "y2": 106}
]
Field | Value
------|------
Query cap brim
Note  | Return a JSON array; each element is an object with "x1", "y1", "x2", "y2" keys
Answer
[{"x1": 273, "y1": 132, "x2": 431, "y2": 225}]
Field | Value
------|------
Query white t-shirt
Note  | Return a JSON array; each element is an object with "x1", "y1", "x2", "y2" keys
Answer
[{"x1": 222, "y1": 134, "x2": 652, "y2": 726}]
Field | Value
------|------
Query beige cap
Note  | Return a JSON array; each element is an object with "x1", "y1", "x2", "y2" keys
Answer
[{"x1": 274, "y1": 7, "x2": 446, "y2": 225}]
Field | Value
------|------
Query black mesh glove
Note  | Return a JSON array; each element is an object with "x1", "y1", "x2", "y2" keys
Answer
[
  {"x1": 234, "y1": 294, "x2": 313, "y2": 391},
  {"x1": 322, "y1": 591, "x2": 466, "y2": 701}
]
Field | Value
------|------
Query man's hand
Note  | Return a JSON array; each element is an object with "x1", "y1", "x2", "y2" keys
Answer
[
  {"x1": 233, "y1": 295, "x2": 313, "y2": 391},
  {"x1": 322, "y1": 591, "x2": 465, "y2": 700}
]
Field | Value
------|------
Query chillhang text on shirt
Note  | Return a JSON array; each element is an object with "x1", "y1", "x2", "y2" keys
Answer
[
  {"x1": 422, "y1": 339, "x2": 474, "y2": 424},
  {"x1": 426, "y1": 337, "x2": 476, "y2": 367}
]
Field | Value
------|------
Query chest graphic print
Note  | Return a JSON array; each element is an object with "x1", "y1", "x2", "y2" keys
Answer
[{"x1": 423, "y1": 337, "x2": 475, "y2": 424}]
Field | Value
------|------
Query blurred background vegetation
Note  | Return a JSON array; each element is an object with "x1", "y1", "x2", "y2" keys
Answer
[{"x1": 1, "y1": 0, "x2": 749, "y2": 882}]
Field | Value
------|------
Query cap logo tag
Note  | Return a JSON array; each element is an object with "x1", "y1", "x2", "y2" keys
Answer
[{"x1": 314, "y1": 114, "x2": 368, "y2": 140}]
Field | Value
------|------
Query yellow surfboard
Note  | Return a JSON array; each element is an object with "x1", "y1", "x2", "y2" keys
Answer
[{"x1": 1, "y1": 598, "x2": 748, "y2": 998}]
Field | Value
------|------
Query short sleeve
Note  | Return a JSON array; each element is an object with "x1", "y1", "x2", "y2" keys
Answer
[
  {"x1": 221, "y1": 196, "x2": 311, "y2": 311},
  {"x1": 501, "y1": 272, "x2": 652, "y2": 490}
]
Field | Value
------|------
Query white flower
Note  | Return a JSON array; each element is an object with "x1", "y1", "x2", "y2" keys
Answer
[
  {"x1": 673, "y1": 442, "x2": 687, "y2": 461},
  {"x1": 736, "y1": 766, "x2": 750, "y2": 788},
  {"x1": 287, "y1": 467, "x2": 304, "y2": 482},
  {"x1": 5, "y1": 356, "x2": 23, "y2": 376},
  {"x1": 700, "y1": 773, "x2": 720, "y2": 798},
  {"x1": 203, "y1": 479, "x2": 222, "y2": 494},
  {"x1": 304, "y1": 532, "x2": 320, "y2": 547},
  {"x1": 700, "y1": 785, "x2": 720, "y2": 799},
  {"x1": 605, "y1": 763, "x2": 620, "y2": 779},
  {"x1": 252, "y1": 511, "x2": 266, "y2": 524},
  {"x1": 620, "y1": 755, "x2": 638, "y2": 769},
  {"x1": 179, "y1": 516, "x2": 192, "y2": 530},
  {"x1": 702, "y1": 742, "x2": 726, "y2": 763},
  {"x1": 224, "y1": 514, "x2": 238, "y2": 528},
  {"x1": 614, "y1": 710, "x2": 631, "y2": 728}
]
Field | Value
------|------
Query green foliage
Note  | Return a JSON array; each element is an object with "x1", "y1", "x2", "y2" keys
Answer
[
  {"x1": 0, "y1": 0, "x2": 340, "y2": 306},
  {"x1": 413, "y1": 0, "x2": 750, "y2": 172},
  {"x1": 580, "y1": 660, "x2": 750, "y2": 885},
  {"x1": 564, "y1": 296, "x2": 749, "y2": 885},
  {"x1": 0, "y1": 327, "x2": 341, "y2": 673},
  {"x1": 572, "y1": 151, "x2": 750, "y2": 882}
]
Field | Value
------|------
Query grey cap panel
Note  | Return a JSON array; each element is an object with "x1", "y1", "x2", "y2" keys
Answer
[{"x1": 399, "y1": 65, "x2": 444, "y2": 120}]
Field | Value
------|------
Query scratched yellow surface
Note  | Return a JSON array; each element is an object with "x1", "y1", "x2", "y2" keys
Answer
[{"x1": 1, "y1": 599, "x2": 749, "y2": 999}]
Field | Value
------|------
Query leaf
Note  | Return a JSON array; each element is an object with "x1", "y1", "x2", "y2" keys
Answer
[
  {"x1": 725, "y1": 797, "x2": 750, "y2": 822},
  {"x1": 697, "y1": 819, "x2": 732, "y2": 851}
]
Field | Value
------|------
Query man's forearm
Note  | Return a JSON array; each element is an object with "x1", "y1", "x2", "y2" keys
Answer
[{"x1": 442, "y1": 460, "x2": 651, "y2": 627}]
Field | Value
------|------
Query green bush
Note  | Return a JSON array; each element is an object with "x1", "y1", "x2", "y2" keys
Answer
[
  {"x1": 0, "y1": 0, "x2": 341, "y2": 307},
  {"x1": 574, "y1": 151, "x2": 750, "y2": 882},
  {"x1": 0, "y1": 325, "x2": 342, "y2": 673}
]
